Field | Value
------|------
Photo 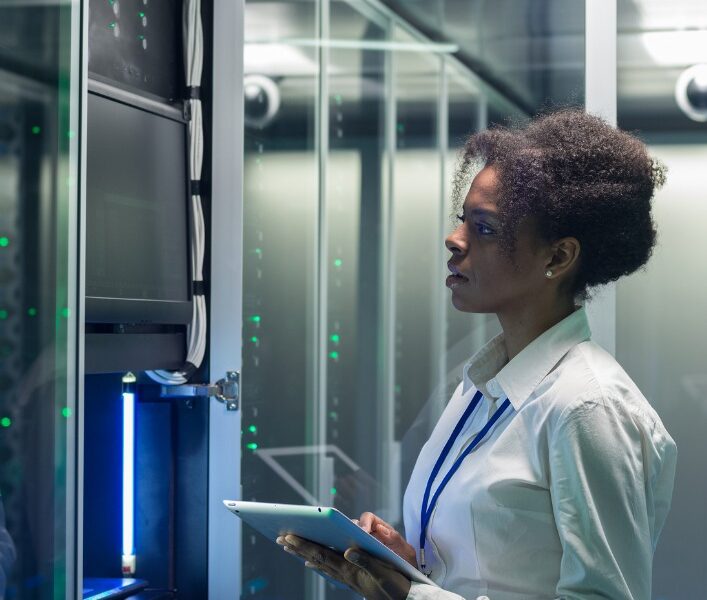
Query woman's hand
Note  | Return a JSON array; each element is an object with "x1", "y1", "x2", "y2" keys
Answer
[
  {"x1": 276, "y1": 534, "x2": 412, "y2": 600},
  {"x1": 355, "y1": 512, "x2": 417, "y2": 568}
]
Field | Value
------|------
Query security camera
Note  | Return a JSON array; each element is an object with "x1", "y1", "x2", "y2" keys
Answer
[
  {"x1": 675, "y1": 64, "x2": 707, "y2": 123},
  {"x1": 244, "y1": 75, "x2": 281, "y2": 129}
]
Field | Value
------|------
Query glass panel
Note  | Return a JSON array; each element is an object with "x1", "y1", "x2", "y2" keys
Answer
[
  {"x1": 391, "y1": 26, "x2": 444, "y2": 493},
  {"x1": 324, "y1": 0, "x2": 388, "y2": 521},
  {"x1": 0, "y1": 2, "x2": 81, "y2": 599},
  {"x1": 616, "y1": 3, "x2": 706, "y2": 594},
  {"x1": 616, "y1": 144, "x2": 707, "y2": 597},
  {"x1": 241, "y1": 1, "x2": 319, "y2": 598},
  {"x1": 241, "y1": 1, "x2": 585, "y2": 598},
  {"x1": 321, "y1": 9, "x2": 390, "y2": 600}
]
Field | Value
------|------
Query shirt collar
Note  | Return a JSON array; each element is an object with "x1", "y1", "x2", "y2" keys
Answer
[{"x1": 462, "y1": 306, "x2": 592, "y2": 411}]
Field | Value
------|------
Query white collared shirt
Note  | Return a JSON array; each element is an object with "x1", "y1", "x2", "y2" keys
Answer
[{"x1": 403, "y1": 306, "x2": 677, "y2": 600}]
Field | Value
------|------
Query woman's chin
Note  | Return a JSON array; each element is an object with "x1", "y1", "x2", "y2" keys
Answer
[
  {"x1": 450, "y1": 291, "x2": 474, "y2": 312},
  {"x1": 450, "y1": 290, "x2": 492, "y2": 314}
]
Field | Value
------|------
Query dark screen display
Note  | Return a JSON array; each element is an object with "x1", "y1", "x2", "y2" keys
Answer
[{"x1": 86, "y1": 92, "x2": 189, "y2": 303}]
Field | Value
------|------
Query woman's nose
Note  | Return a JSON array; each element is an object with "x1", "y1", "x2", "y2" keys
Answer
[{"x1": 445, "y1": 230, "x2": 466, "y2": 255}]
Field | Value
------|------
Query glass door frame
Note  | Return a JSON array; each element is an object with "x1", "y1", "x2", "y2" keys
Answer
[
  {"x1": 208, "y1": 0, "x2": 245, "y2": 598},
  {"x1": 585, "y1": 0, "x2": 618, "y2": 355}
]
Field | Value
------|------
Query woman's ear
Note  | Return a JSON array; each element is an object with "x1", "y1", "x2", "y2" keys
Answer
[{"x1": 545, "y1": 237, "x2": 581, "y2": 278}]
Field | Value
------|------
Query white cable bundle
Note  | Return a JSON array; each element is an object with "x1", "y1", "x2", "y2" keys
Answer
[{"x1": 147, "y1": 0, "x2": 205, "y2": 385}]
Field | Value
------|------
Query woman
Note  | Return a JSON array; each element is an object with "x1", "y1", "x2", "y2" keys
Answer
[{"x1": 277, "y1": 109, "x2": 677, "y2": 600}]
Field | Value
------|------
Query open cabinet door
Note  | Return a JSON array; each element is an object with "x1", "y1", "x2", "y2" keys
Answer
[{"x1": 208, "y1": 1, "x2": 245, "y2": 598}]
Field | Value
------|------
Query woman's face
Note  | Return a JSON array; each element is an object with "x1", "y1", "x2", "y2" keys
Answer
[{"x1": 444, "y1": 165, "x2": 549, "y2": 314}]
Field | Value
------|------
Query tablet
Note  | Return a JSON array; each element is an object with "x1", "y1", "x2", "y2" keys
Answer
[{"x1": 223, "y1": 500, "x2": 437, "y2": 587}]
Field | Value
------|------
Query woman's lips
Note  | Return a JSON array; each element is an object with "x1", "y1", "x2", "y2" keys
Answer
[{"x1": 446, "y1": 274, "x2": 468, "y2": 288}]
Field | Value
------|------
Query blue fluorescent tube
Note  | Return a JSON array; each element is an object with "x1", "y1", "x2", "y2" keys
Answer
[{"x1": 122, "y1": 390, "x2": 135, "y2": 557}]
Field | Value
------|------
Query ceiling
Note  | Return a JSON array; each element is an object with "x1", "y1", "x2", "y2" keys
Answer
[
  {"x1": 245, "y1": 0, "x2": 707, "y2": 134},
  {"x1": 379, "y1": 0, "x2": 707, "y2": 132}
]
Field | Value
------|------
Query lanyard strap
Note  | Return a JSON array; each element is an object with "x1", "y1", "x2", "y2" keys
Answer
[{"x1": 418, "y1": 391, "x2": 511, "y2": 572}]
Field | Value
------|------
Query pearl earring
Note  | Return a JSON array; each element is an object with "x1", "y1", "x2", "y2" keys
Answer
[{"x1": 545, "y1": 270, "x2": 553, "y2": 278}]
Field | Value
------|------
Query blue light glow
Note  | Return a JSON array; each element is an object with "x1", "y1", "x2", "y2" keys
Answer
[{"x1": 122, "y1": 391, "x2": 135, "y2": 557}]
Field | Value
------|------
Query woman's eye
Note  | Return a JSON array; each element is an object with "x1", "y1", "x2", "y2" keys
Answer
[{"x1": 476, "y1": 223, "x2": 494, "y2": 235}]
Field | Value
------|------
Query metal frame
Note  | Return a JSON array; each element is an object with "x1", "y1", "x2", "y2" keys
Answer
[
  {"x1": 377, "y1": 13, "x2": 398, "y2": 528},
  {"x1": 434, "y1": 53, "x2": 449, "y2": 431},
  {"x1": 209, "y1": 0, "x2": 244, "y2": 597},
  {"x1": 71, "y1": 0, "x2": 88, "y2": 596},
  {"x1": 584, "y1": 0, "x2": 618, "y2": 355},
  {"x1": 309, "y1": 1, "x2": 331, "y2": 597},
  {"x1": 314, "y1": 0, "x2": 330, "y2": 510}
]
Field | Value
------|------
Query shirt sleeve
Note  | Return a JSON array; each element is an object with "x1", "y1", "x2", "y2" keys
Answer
[
  {"x1": 549, "y1": 397, "x2": 676, "y2": 600},
  {"x1": 406, "y1": 582, "x2": 467, "y2": 600}
]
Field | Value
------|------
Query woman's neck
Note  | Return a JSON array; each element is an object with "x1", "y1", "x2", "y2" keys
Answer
[{"x1": 497, "y1": 298, "x2": 577, "y2": 361}]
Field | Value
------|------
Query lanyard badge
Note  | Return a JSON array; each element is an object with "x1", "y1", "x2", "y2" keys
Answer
[{"x1": 418, "y1": 390, "x2": 511, "y2": 575}]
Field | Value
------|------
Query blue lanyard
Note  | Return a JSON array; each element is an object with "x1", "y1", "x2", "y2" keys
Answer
[{"x1": 418, "y1": 390, "x2": 511, "y2": 574}]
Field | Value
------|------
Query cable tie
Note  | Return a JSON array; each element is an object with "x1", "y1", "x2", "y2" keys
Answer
[
  {"x1": 186, "y1": 86, "x2": 201, "y2": 100},
  {"x1": 181, "y1": 362, "x2": 198, "y2": 379},
  {"x1": 192, "y1": 280, "x2": 207, "y2": 296},
  {"x1": 190, "y1": 179, "x2": 202, "y2": 196}
]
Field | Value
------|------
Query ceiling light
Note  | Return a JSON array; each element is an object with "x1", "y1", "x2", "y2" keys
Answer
[{"x1": 675, "y1": 64, "x2": 707, "y2": 122}]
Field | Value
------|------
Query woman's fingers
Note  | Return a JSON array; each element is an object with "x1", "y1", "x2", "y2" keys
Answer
[
  {"x1": 358, "y1": 511, "x2": 386, "y2": 534},
  {"x1": 276, "y1": 535, "x2": 412, "y2": 599},
  {"x1": 344, "y1": 548, "x2": 412, "y2": 599},
  {"x1": 360, "y1": 512, "x2": 396, "y2": 532},
  {"x1": 284, "y1": 534, "x2": 332, "y2": 565},
  {"x1": 350, "y1": 518, "x2": 418, "y2": 568},
  {"x1": 358, "y1": 512, "x2": 399, "y2": 543},
  {"x1": 356, "y1": 520, "x2": 415, "y2": 568},
  {"x1": 358, "y1": 512, "x2": 375, "y2": 533},
  {"x1": 278, "y1": 535, "x2": 357, "y2": 578}
]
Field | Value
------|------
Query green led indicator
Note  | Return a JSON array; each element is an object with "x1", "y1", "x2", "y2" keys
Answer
[
  {"x1": 138, "y1": 11, "x2": 145, "y2": 17},
  {"x1": 330, "y1": 334, "x2": 340, "y2": 344},
  {"x1": 250, "y1": 336, "x2": 259, "y2": 343},
  {"x1": 28, "y1": 307, "x2": 37, "y2": 317},
  {"x1": 61, "y1": 307, "x2": 70, "y2": 318},
  {"x1": 138, "y1": 34, "x2": 145, "y2": 40},
  {"x1": 0, "y1": 237, "x2": 9, "y2": 247},
  {"x1": 253, "y1": 248, "x2": 262, "y2": 256},
  {"x1": 62, "y1": 407, "x2": 72, "y2": 418},
  {"x1": 248, "y1": 425, "x2": 257, "y2": 434},
  {"x1": 334, "y1": 94, "x2": 343, "y2": 105},
  {"x1": 31, "y1": 125, "x2": 41, "y2": 135},
  {"x1": 108, "y1": 21, "x2": 117, "y2": 29},
  {"x1": 330, "y1": 487, "x2": 337, "y2": 495},
  {"x1": 67, "y1": 130, "x2": 76, "y2": 139},
  {"x1": 249, "y1": 315, "x2": 261, "y2": 323},
  {"x1": 246, "y1": 442, "x2": 258, "y2": 451},
  {"x1": 329, "y1": 351, "x2": 339, "y2": 360},
  {"x1": 0, "y1": 417, "x2": 10, "y2": 428},
  {"x1": 333, "y1": 258, "x2": 343, "y2": 268},
  {"x1": 0, "y1": 310, "x2": 8, "y2": 320}
]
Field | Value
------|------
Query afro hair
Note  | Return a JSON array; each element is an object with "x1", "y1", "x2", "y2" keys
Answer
[{"x1": 450, "y1": 109, "x2": 666, "y2": 300}]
